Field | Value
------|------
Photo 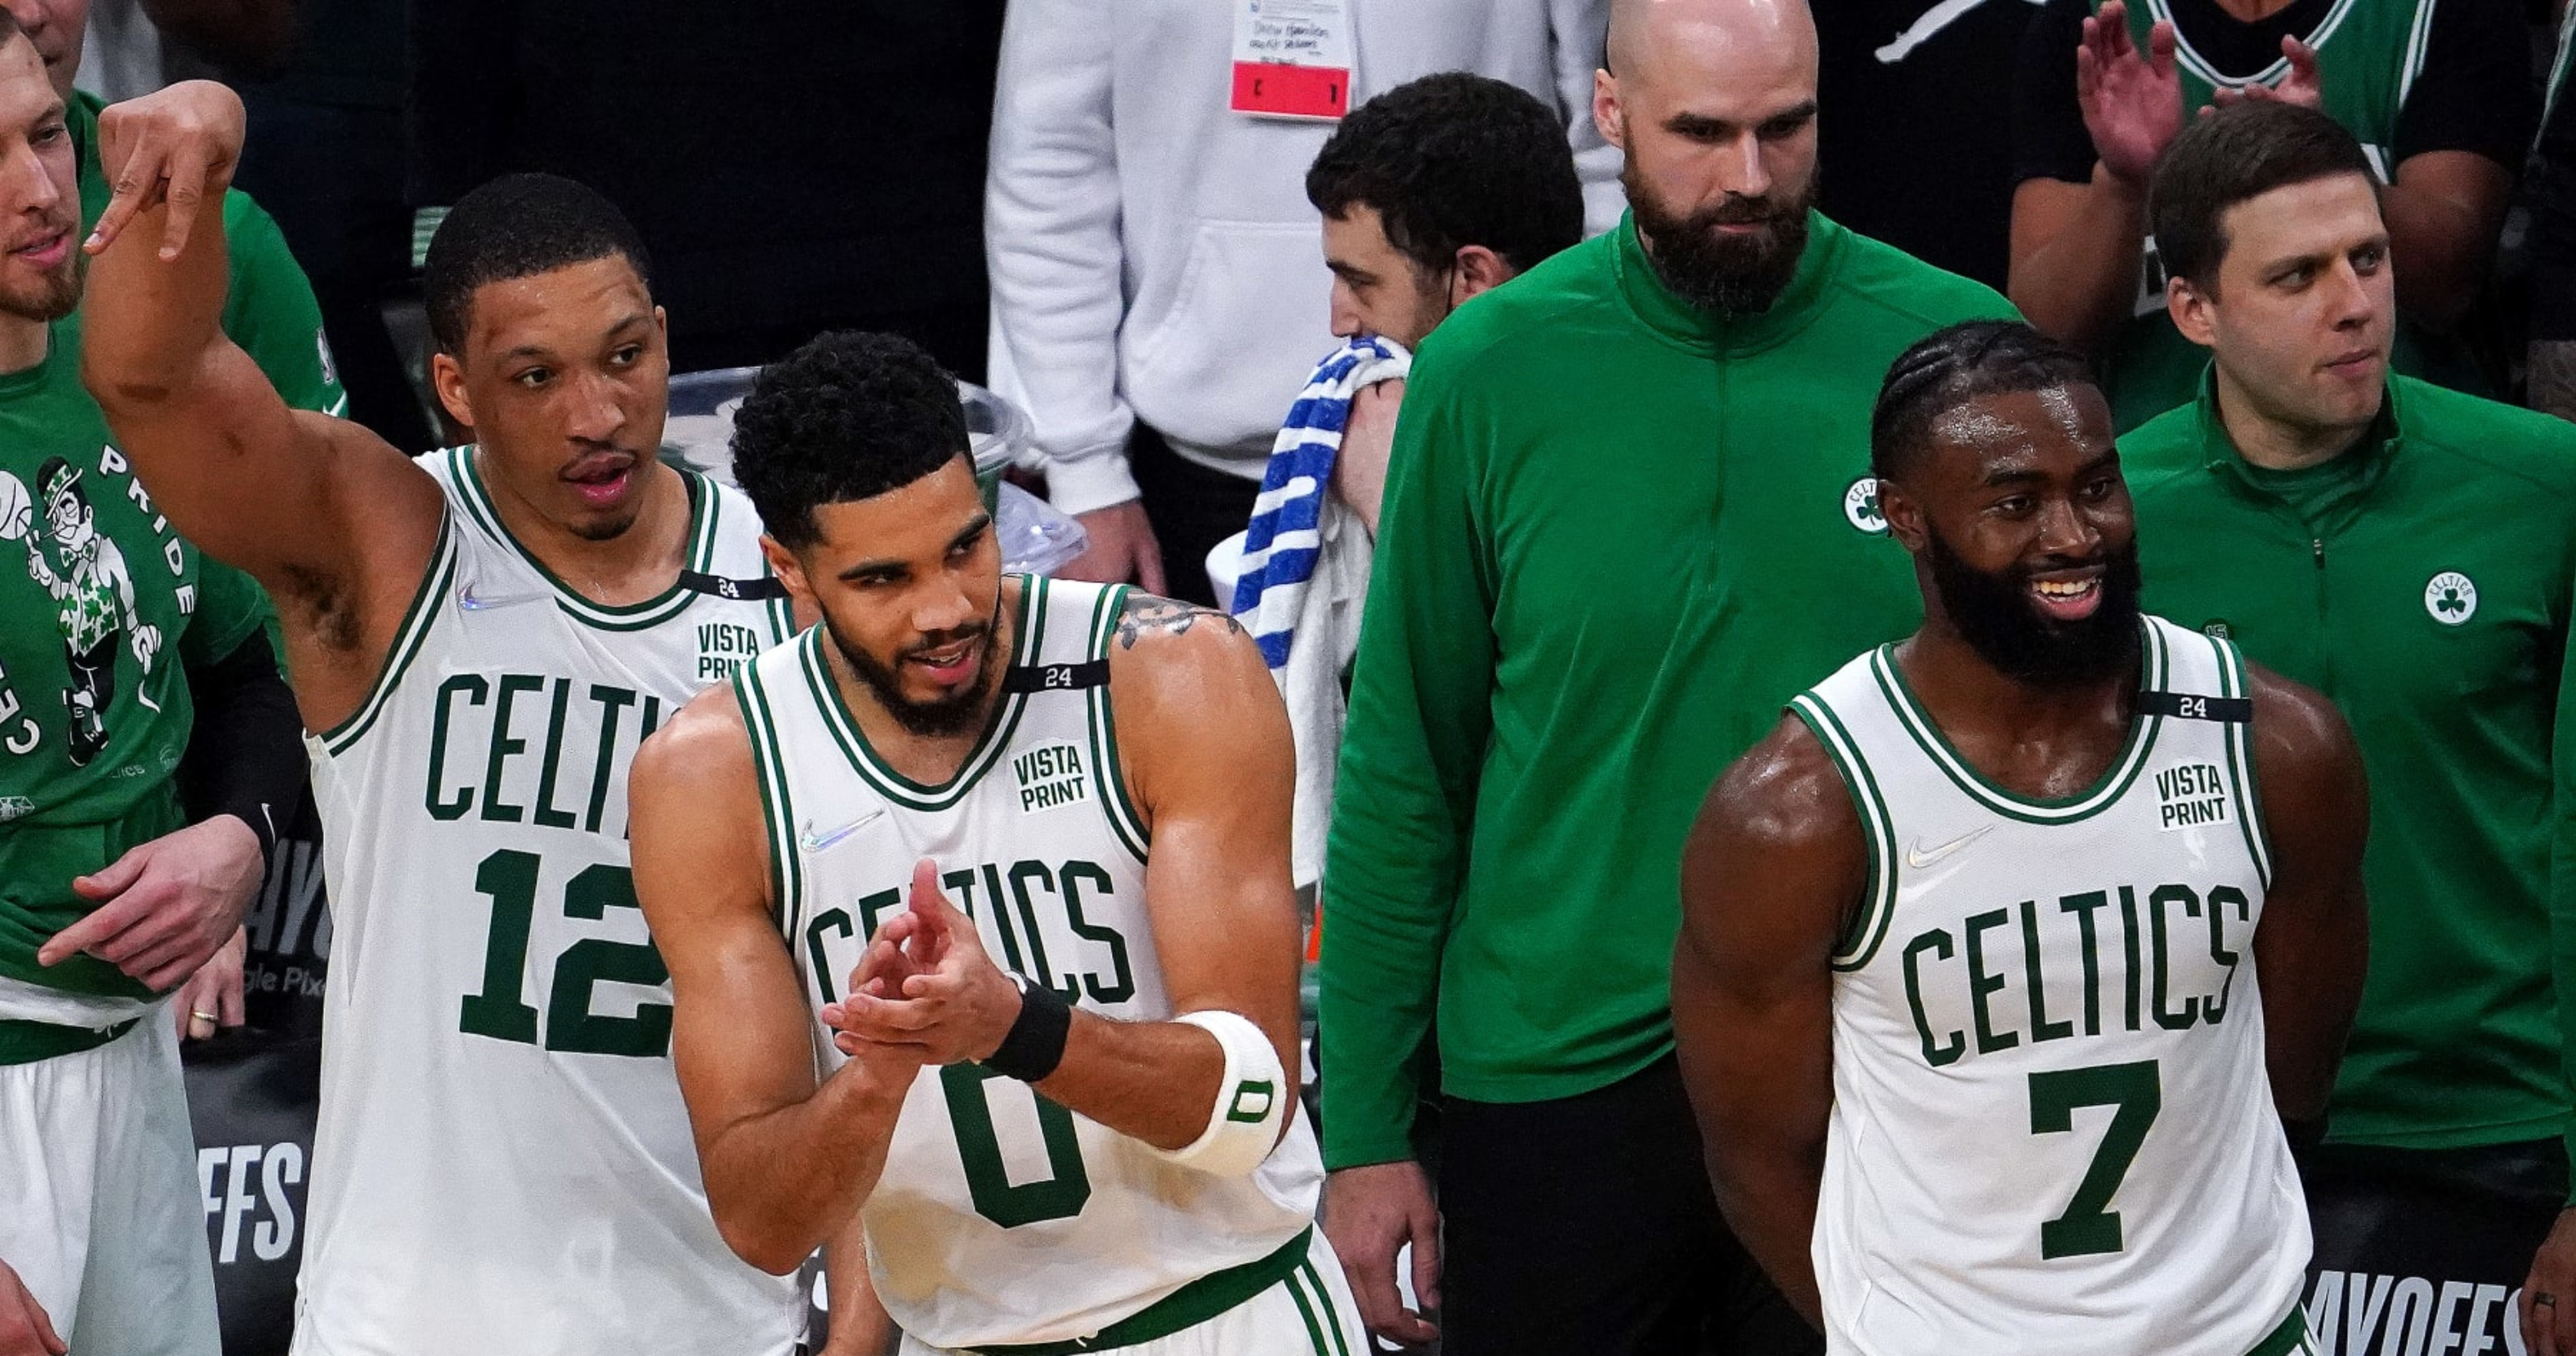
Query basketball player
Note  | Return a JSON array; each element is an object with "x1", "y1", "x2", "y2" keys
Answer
[
  {"x1": 1672, "y1": 320, "x2": 2370, "y2": 1354},
  {"x1": 626, "y1": 330, "x2": 1367, "y2": 1355},
  {"x1": 73, "y1": 100, "x2": 805, "y2": 1352}
]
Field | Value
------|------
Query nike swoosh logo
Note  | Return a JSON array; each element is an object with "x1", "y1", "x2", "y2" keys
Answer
[
  {"x1": 799, "y1": 808, "x2": 885, "y2": 852},
  {"x1": 1905, "y1": 825, "x2": 1995, "y2": 870},
  {"x1": 456, "y1": 580, "x2": 548, "y2": 612}
]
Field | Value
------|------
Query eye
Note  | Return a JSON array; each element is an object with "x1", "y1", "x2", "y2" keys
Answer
[
  {"x1": 2081, "y1": 475, "x2": 2118, "y2": 501},
  {"x1": 2352, "y1": 244, "x2": 2387, "y2": 274},
  {"x1": 512, "y1": 367, "x2": 552, "y2": 389},
  {"x1": 31, "y1": 121, "x2": 64, "y2": 146},
  {"x1": 1993, "y1": 494, "x2": 2034, "y2": 517},
  {"x1": 608, "y1": 344, "x2": 643, "y2": 367},
  {"x1": 2274, "y1": 264, "x2": 2314, "y2": 290}
]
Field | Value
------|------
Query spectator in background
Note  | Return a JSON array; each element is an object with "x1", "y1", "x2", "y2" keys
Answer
[
  {"x1": 2009, "y1": 0, "x2": 2531, "y2": 431},
  {"x1": 150, "y1": 0, "x2": 436, "y2": 453},
  {"x1": 1319, "y1": 0, "x2": 2013, "y2": 1350},
  {"x1": 411, "y1": 0, "x2": 1005, "y2": 381},
  {"x1": 1815, "y1": 0, "x2": 2042, "y2": 291},
  {"x1": 1229, "y1": 71, "x2": 1585, "y2": 895},
  {"x1": 2125, "y1": 102, "x2": 2576, "y2": 1355},
  {"x1": 2529, "y1": 8, "x2": 2576, "y2": 424},
  {"x1": 986, "y1": 0, "x2": 1620, "y2": 604}
]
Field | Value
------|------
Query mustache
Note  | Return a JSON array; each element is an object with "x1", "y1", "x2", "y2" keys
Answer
[{"x1": 1693, "y1": 196, "x2": 1778, "y2": 228}]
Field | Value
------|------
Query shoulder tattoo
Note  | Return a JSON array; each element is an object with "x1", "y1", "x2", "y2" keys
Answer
[{"x1": 1114, "y1": 592, "x2": 1245, "y2": 650}]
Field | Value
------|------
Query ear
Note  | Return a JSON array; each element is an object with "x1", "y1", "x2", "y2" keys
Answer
[
  {"x1": 430, "y1": 351, "x2": 474, "y2": 432},
  {"x1": 2166, "y1": 275, "x2": 2218, "y2": 350},
  {"x1": 653, "y1": 304, "x2": 670, "y2": 344},
  {"x1": 761, "y1": 535, "x2": 813, "y2": 607},
  {"x1": 1593, "y1": 68, "x2": 1626, "y2": 150},
  {"x1": 1878, "y1": 475, "x2": 1929, "y2": 554},
  {"x1": 1451, "y1": 245, "x2": 1513, "y2": 302}
]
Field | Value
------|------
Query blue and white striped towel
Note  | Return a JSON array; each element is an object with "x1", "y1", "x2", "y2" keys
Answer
[{"x1": 1230, "y1": 336, "x2": 1411, "y2": 667}]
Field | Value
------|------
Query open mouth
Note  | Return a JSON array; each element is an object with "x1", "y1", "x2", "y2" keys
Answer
[
  {"x1": 2029, "y1": 570, "x2": 2104, "y2": 622},
  {"x1": 11, "y1": 231, "x2": 67, "y2": 272},
  {"x1": 905, "y1": 633, "x2": 986, "y2": 687},
  {"x1": 561, "y1": 452, "x2": 635, "y2": 509}
]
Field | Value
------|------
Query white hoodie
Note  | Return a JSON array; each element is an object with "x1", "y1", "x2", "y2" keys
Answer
[{"x1": 985, "y1": 0, "x2": 1621, "y2": 515}]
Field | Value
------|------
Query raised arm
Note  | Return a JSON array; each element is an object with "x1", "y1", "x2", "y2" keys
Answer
[
  {"x1": 826, "y1": 596, "x2": 1306, "y2": 1155},
  {"x1": 77, "y1": 83, "x2": 443, "y2": 727},
  {"x1": 628, "y1": 690, "x2": 922, "y2": 1277},
  {"x1": 2007, "y1": 1, "x2": 2179, "y2": 354},
  {"x1": 1672, "y1": 714, "x2": 1864, "y2": 1333},
  {"x1": 2244, "y1": 663, "x2": 2369, "y2": 1128}
]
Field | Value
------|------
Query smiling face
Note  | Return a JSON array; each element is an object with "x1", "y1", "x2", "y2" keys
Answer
[
  {"x1": 0, "y1": 33, "x2": 76, "y2": 324},
  {"x1": 761, "y1": 454, "x2": 1005, "y2": 738},
  {"x1": 1882, "y1": 382, "x2": 2142, "y2": 687},
  {"x1": 2171, "y1": 172, "x2": 2393, "y2": 446},
  {"x1": 432, "y1": 254, "x2": 670, "y2": 542}
]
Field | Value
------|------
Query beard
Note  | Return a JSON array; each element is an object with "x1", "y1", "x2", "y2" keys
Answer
[
  {"x1": 826, "y1": 609, "x2": 1001, "y2": 738},
  {"x1": 1624, "y1": 161, "x2": 1815, "y2": 317},
  {"x1": 1925, "y1": 528, "x2": 2144, "y2": 688},
  {"x1": 0, "y1": 247, "x2": 80, "y2": 323}
]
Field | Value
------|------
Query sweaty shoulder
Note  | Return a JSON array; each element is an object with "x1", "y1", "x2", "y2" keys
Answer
[
  {"x1": 635, "y1": 679, "x2": 759, "y2": 795},
  {"x1": 1821, "y1": 223, "x2": 2020, "y2": 333},
  {"x1": 2245, "y1": 658, "x2": 2364, "y2": 807},
  {"x1": 1702, "y1": 712, "x2": 1866, "y2": 862}
]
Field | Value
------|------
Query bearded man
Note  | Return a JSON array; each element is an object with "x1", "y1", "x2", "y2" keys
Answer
[{"x1": 1314, "y1": 1, "x2": 2017, "y2": 1352}]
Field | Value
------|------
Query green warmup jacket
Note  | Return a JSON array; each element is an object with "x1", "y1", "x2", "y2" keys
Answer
[
  {"x1": 1319, "y1": 212, "x2": 2015, "y2": 1169},
  {"x1": 2129, "y1": 372, "x2": 2576, "y2": 1178}
]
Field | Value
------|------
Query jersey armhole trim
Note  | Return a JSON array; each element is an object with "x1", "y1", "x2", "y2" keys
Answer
[
  {"x1": 2211, "y1": 635, "x2": 2277, "y2": 890},
  {"x1": 1087, "y1": 583, "x2": 1150, "y2": 864},
  {"x1": 1791, "y1": 694, "x2": 1901, "y2": 972},
  {"x1": 317, "y1": 513, "x2": 458, "y2": 757},
  {"x1": 735, "y1": 664, "x2": 801, "y2": 933}
]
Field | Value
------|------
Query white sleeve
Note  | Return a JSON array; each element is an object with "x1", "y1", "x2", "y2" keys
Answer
[
  {"x1": 984, "y1": 0, "x2": 1143, "y2": 515},
  {"x1": 1550, "y1": 0, "x2": 1625, "y2": 237}
]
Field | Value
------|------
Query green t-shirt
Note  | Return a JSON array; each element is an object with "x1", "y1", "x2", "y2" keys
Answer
[
  {"x1": 2128, "y1": 372, "x2": 2576, "y2": 1174},
  {"x1": 0, "y1": 94, "x2": 346, "y2": 999},
  {"x1": 1318, "y1": 213, "x2": 2017, "y2": 1168}
]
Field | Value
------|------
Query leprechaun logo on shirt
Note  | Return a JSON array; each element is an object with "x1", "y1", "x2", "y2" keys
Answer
[{"x1": 1, "y1": 456, "x2": 163, "y2": 768}]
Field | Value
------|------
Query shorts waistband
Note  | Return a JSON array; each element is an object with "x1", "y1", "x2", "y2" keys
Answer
[
  {"x1": 0, "y1": 1015, "x2": 138, "y2": 1065},
  {"x1": 966, "y1": 1225, "x2": 1312, "y2": 1355}
]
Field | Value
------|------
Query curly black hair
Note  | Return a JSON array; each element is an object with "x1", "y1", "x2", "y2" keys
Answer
[
  {"x1": 1872, "y1": 321, "x2": 2100, "y2": 483},
  {"x1": 730, "y1": 330, "x2": 968, "y2": 551},
  {"x1": 1306, "y1": 72, "x2": 1584, "y2": 278},
  {"x1": 422, "y1": 174, "x2": 653, "y2": 355}
]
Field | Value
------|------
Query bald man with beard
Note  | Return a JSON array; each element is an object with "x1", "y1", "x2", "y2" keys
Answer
[{"x1": 1316, "y1": 1, "x2": 2017, "y2": 1352}]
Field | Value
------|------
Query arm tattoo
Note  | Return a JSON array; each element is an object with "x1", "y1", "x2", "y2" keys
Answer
[{"x1": 1114, "y1": 593, "x2": 1245, "y2": 650}]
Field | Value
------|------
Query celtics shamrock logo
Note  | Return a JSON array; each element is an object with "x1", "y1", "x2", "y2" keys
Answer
[
  {"x1": 2424, "y1": 572, "x2": 2477, "y2": 626},
  {"x1": 1844, "y1": 477, "x2": 1888, "y2": 536}
]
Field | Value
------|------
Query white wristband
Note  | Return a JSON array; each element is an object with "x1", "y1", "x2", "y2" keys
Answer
[{"x1": 1145, "y1": 1010, "x2": 1289, "y2": 1178}]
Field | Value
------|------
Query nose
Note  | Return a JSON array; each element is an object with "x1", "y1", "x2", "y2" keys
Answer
[
  {"x1": 1718, "y1": 131, "x2": 1773, "y2": 202},
  {"x1": 912, "y1": 574, "x2": 977, "y2": 638},
  {"x1": 564, "y1": 370, "x2": 626, "y2": 444},
  {"x1": 1329, "y1": 280, "x2": 1363, "y2": 340},
  {"x1": 2323, "y1": 258, "x2": 2376, "y2": 331},
  {"x1": 0, "y1": 132, "x2": 60, "y2": 220},
  {"x1": 2035, "y1": 494, "x2": 2101, "y2": 559}
]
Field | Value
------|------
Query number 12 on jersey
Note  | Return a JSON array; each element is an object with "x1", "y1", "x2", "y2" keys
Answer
[{"x1": 458, "y1": 848, "x2": 675, "y2": 1057}]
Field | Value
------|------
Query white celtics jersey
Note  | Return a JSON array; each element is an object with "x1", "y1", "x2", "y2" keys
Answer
[
  {"x1": 740, "y1": 576, "x2": 1322, "y2": 1351},
  {"x1": 296, "y1": 449, "x2": 802, "y2": 1355},
  {"x1": 1795, "y1": 618, "x2": 2308, "y2": 1356}
]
